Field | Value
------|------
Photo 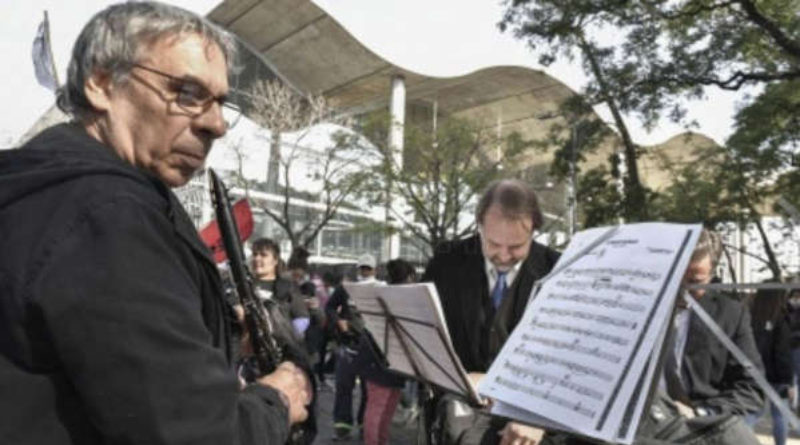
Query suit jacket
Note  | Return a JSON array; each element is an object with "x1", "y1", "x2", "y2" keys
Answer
[
  {"x1": 422, "y1": 234, "x2": 560, "y2": 373},
  {"x1": 679, "y1": 292, "x2": 765, "y2": 416}
]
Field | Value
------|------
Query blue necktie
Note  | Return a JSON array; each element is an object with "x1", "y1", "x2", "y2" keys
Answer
[{"x1": 492, "y1": 271, "x2": 507, "y2": 309}]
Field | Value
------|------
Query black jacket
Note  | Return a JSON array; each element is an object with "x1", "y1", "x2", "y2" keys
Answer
[
  {"x1": 422, "y1": 234, "x2": 560, "y2": 373},
  {"x1": 751, "y1": 311, "x2": 794, "y2": 388},
  {"x1": 325, "y1": 284, "x2": 365, "y2": 347},
  {"x1": 0, "y1": 124, "x2": 290, "y2": 445},
  {"x1": 255, "y1": 277, "x2": 310, "y2": 321},
  {"x1": 680, "y1": 292, "x2": 766, "y2": 416}
]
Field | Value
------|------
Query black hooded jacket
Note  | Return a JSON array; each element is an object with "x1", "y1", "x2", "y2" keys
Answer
[{"x1": 0, "y1": 124, "x2": 290, "y2": 444}]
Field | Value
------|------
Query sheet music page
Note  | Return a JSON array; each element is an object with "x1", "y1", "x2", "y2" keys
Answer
[
  {"x1": 344, "y1": 282, "x2": 415, "y2": 376},
  {"x1": 378, "y1": 283, "x2": 479, "y2": 403},
  {"x1": 479, "y1": 223, "x2": 701, "y2": 443},
  {"x1": 615, "y1": 310, "x2": 671, "y2": 443}
]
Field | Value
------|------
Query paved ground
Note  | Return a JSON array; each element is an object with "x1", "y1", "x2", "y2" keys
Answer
[
  {"x1": 311, "y1": 379, "x2": 800, "y2": 445},
  {"x1": 753, "y1": 409, "x2": 800, "y2": 445},
  {"x1": 312, "y1": 379, "x2": 420, "y2": 445}
]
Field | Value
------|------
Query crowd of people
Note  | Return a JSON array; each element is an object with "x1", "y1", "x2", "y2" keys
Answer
[
  {"x1": 3, "y1": 2, "x2": 800, "y2": 445},
  {"x1": 247, "y1": 244, "x2": 421, "y2": 445}
]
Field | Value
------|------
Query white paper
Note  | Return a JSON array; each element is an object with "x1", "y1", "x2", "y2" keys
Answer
[
  {"x1": 344, "y1": 282, "x2": 415, "y2": 377},
  {"x1": 378, "y1": 283, "x2": 480, "y2": 402},
  {"x1": 479, "y1": 223, "x2": 701, "y2": 443},
  {"x1": 345, "y1": 282, "x2": 480, "y2": 403}
]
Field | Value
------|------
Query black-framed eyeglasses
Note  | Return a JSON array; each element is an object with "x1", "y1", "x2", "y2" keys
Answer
[{"x1": 129, "y1": 63, "x2": 242, "y2": 129}]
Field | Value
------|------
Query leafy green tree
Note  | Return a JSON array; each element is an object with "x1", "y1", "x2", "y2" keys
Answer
[
  {"x1": 645, "y1": 128, "x2": 795, "y2": 280},
  {"x1": 500, "y1": 1, "x2": 653, "y2": 221},
  {"x1": 500, "y1": 0, "x2": 800, "y2": 226},
  {"x1": 355, "y1": 113, "x2": 531, "y2": 252}
]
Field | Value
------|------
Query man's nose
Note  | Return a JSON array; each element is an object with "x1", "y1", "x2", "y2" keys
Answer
[
  {"x1": 194, "y1": 101, "x2": 227, "y2": 139},
  {"x1": 496, "y1": 248, "x2": 512, "y2": 263}
]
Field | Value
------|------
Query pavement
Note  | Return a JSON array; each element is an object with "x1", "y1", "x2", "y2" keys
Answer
[
  {"x1": 311, "y1": 377, "x2": 800, "y2": 445},
  {"x1": 312, "y1": 378, "x2": 420, "y2": 445},
  {"x1": 752, "y1": 409, "x2": 800, "y2": 445}
]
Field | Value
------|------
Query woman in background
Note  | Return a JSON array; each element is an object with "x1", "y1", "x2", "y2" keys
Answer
[
  {"x1": 250, "y1": 238, "x2": 310, "y2": 336},
  {"x1": 748, "y1": 285, "x2": 794, "y2": 445},
  {"x1": 361, "y1": 258, "x2": 417, "y2": 445}
]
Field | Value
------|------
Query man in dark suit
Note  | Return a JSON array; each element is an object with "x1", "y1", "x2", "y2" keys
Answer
[
  {"x1": 423, "y1": 179, "x2": 560, "y2": 445},
  {"x1": 663, "y1": 229, "x2": 765, "y2": 419}
]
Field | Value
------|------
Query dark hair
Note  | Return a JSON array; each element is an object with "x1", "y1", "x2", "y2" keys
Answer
[
  {"x1": 386, "y1": 258, "x2": 416, "y2": 285},
  {"x1": 475, "y1": 179, "x2": 543, "y2": 230},
  {"x1": 322, "y1": 270, "x2": 342, "y2": 287},
  {"x1": 750, "y1": 283, "x2": 789, "y2": 328},
  {"x1": 287, "y1": 246, "x2": 311, "y2": 271},
  {"x1": 299, "y1": 281, "x2": 316, "y2": 297},
  {"x1": 251, "y1": 238, "x2": 280, "y2": 257}
]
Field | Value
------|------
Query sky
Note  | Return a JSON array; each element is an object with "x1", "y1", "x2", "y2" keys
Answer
[{"x1": 1, "y1": 0, "x2": 746, "y2": 147}]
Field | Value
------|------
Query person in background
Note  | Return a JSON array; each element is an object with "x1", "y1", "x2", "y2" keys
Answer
[
  {"x1": 251, "y1": 238, "x2": 310, "y2": 336},
  {"x1": 315, "y1": 270, "x2": 342, "y2": 389},
  {"x1": 286, "y1": 246, "x2": 328, "y2": 364},
  {"x1": 287, "y1": 246, "x2": 312, "y2": 285},
  {"x1": 0, "y1": 2, "x2": 309, "y2": 443},
  {"x1": 326, "y1": 253, "x2": 378, "y2": 440},
  {"x1": 746, "y1": 286, "x2": 794, "y2": 445},
  {"x1": 786, "y1": 289, "x2": 800, "y2": 413},
  {"x1": 663, "y1": 229, "x2": 764, "y2": 419},
  {"x1": 361, "y1": 258, "x2": 417, "y2": 445}
]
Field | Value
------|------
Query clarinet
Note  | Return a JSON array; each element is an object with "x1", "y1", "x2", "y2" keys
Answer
[
  {"x1": 209, "y1": 169, "x2": 282, "y2": 373},
  {"x1": 208, "y1": 169, "x2": 317, "y2": 445}
]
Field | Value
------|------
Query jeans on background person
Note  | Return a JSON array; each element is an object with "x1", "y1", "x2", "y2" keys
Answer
[
  {"x1": 333, "y1": 345, "x2": 366, "y2": 437},
  {"x1": 793, "y1": 348, "x2": 800, "y2": 410},
  {"x1": 402, "y1": 380, "x2": 419, "y2": 408},
  {"x1": 745, "y1": 384, "x2": 791, "y2": 445}
]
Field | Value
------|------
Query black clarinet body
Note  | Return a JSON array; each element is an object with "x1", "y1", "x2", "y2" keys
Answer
[{"x1": 208, "y1": 169, "x2": 316, "y2": 444}]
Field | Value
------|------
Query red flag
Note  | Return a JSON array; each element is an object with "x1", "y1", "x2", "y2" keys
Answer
[{"x1": 200, "y1": 199, "x2": 254, "y2": 263}]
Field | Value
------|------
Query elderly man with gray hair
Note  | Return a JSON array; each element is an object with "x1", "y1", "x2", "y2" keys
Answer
[{"x1": 0, "y1": 2, "x2": 310, "y2": 444}]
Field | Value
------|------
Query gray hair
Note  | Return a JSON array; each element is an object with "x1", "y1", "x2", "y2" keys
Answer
[
  {"x1": 57, "y1": 1, "x2": 238, "y2": 120},
  {"x1": 476, "y1": 179, "x2": 544, "y2": 230}
]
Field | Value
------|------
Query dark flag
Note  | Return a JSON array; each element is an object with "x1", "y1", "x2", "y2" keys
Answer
[{"x1": 32, "y1": 12, "x2": 58, "y2": 92}]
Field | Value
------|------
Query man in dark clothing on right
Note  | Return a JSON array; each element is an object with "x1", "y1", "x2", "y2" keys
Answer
[
  {"x1": 423, "y1": 179, "x2": 560, "y2": 445},
  {"x1": 663, "y1": 229, "x2": 764, "y2": 419}
]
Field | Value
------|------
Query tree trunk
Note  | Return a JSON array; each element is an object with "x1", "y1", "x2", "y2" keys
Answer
[
  {"x1": 580, "y1": 39, "x2": 648, "y2": 220},
  {"x1": 721, "y1": 242, "x2": 738, "y2": 283},
  {"x1": 752, "y1": 216, "x2": 783, "y2": 280}
]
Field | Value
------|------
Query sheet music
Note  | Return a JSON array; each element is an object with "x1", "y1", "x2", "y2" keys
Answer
[
  {"x1": 479, "y1": 223, "x2": 701, "y2": 444},
  {"x1": 344, "y1": 282, "x2": 416, "y2": 377},
  {"x1": 345, "y1": 282, "x2": 480, "y2": 403},
  {"x1": 378, "y1": 283, "x2": 479, "y2": 402}
]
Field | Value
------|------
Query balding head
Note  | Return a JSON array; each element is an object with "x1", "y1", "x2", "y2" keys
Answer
[{"x1": 476, "y1": 180, "x2": 542, "y2": 272}]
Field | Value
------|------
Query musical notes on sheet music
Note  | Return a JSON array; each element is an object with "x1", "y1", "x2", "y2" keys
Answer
[
  {"x1": 493, "y1": 371, "x2": 598, "y2": 419},
  {"x1": 546, "y1": 293, "x2": 646, "y2": 313},
  {"x1": 479, "y1": 223, "x2": 703, "y2": 444},
  {"x1": 528, "y1": 317, "x2": 629, "y2": 347},
  {"x1": 512, "y1": 342, "x2": 615, "y2": 381}
]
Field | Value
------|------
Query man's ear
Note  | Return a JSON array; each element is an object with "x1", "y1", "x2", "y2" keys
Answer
[{"x1": 83, "y1": 71, "x2": 114, "y2": 112}]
